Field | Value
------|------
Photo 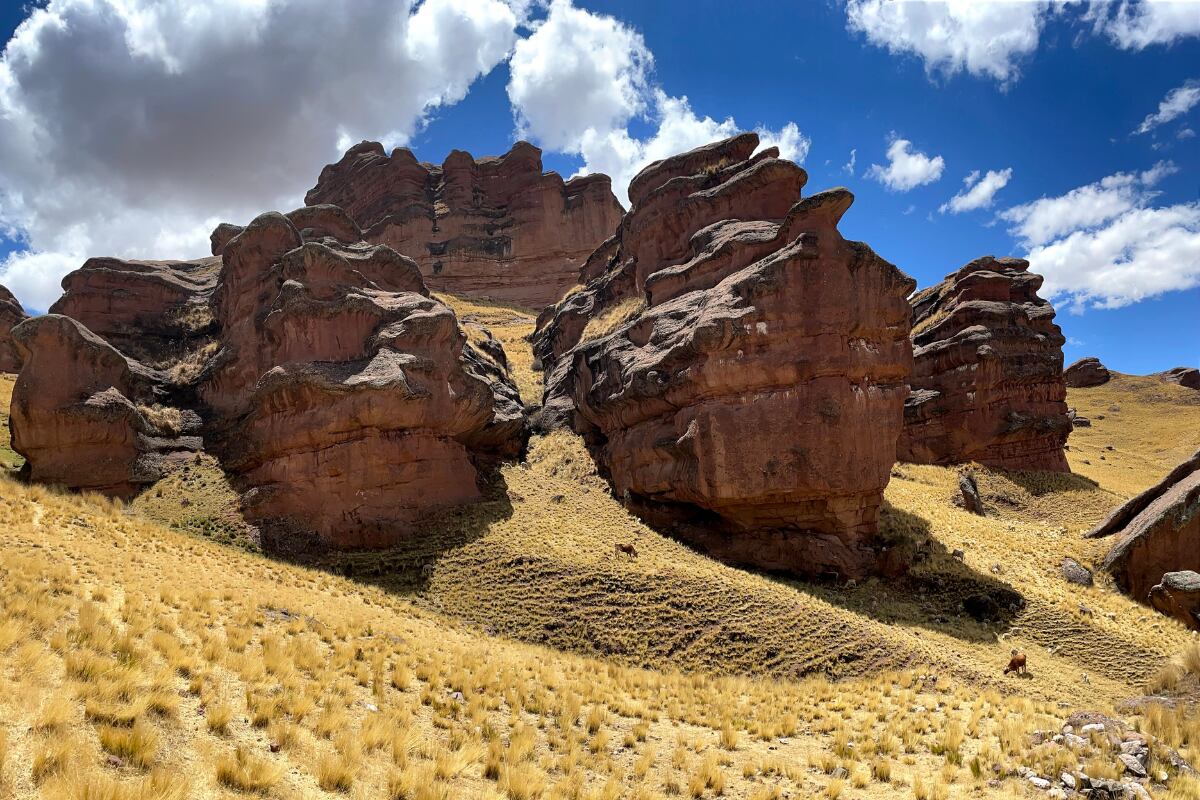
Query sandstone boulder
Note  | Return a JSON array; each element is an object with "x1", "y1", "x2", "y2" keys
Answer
[
  {"x1": 898, "y1": 257, "x2": 1071, "y2": 472},
  {"x1": 0, "y1": 284, "x2": 29, "y2": 373},
  {"x1": 1149, "y1": 571, "x2": 1200, "y2": 630},
  {"x1": 1064, "y1": 357, "x2": 1111, "y2": 388},
  {"x1": 49, "y1": 256, "x2": 220, "y2": 364},
  {"x1": 201, "y1": 211, "x2": 526, "y2": 547},
  {"x1": 305, "y1": 141, "x2": 623, "y2": 308},
  {"x1": 8, "y1": 315, "x2": 199, "y2": 495},
  {"x1": 533, "y1": 133, "x2": 915, "y2": 579},
  {"x1": 1160, "y1": 366, "x2": 1200, "y2": 390},
  {"x1": 1088, "y1": 448, "x2": 1200, "y2": 604}
]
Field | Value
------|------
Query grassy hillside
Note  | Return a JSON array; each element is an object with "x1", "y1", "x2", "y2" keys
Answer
[{"x1": 3, "y1": 317, "x2": 1200, "y2": 798}]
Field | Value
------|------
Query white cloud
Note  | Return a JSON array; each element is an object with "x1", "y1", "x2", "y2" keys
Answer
[
  {"x1": 845, "y1": 0, "x2": 1049, "y2": 84},
  {"x1": 506, "y1": 0, "x2": 808, "y2": 205},
  {"x1": 0, "y1": 0, "x2": 522, "y2": 310},
  {"x1": 848, "y1": 2, "x2": 1200, "y2": 86},
  {"x1": 1027, "y1": 203, "x2": 1200, "y2": 310},
  {"x1": 939, "y1": 167, "x2": 1013, "y2": 214},
  {"x1": 866, "y1": 137, "x2": 944, "y2": 192},
  {"x1": 1135, "y1": 80, "x2": 1200, "y2": 134},
  {"x1": 1180, "y1": 127, "x2": 1197, "y2": 139},
  {"x1": 1000, "y1": 161, "x2": 1176, "y2": 246},
  {"x1": 1086, "y1": 1, "x2": 1200, "y2": 50},
  {"x1": 1002, "y1": 160, "x2": 1199, "y2": 310},
  {"x1": 843, "y1": 148, "x2": 857, "y2": 175}
]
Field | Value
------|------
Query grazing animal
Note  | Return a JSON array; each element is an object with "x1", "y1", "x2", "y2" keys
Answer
[
  {"x1": 615, "y1": 542, "x2": 638, "y2": 559},
  {"x1": 1003, "y1": 649, "x2": 1027, "y2": 676}
]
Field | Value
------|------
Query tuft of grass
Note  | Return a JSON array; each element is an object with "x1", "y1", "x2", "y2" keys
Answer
[
  {"x1": 215, "y1": 746, "x2": 282, "y2": 794},
  {"x1": 98, "y1": 719, "x2": 161, "y2": 769}
]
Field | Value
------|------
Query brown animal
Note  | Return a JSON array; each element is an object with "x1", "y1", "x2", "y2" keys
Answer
[
  {"x1": 615, "y1": 543, "x2": 638, "y2": 559},
  {"x1": 1003, "y1": 649, "x2": 1027, "y2": 675}
]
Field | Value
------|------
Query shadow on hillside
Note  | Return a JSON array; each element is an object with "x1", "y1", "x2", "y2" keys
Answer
[
  {"x1": 278, "y1": 466, "x2": 515, "y2": 596},
  {"x1": 1001, "y1": 469, "x2": 1102, "y2": 495},
  {"x1": 771, "y1": 503, "x2": 1027, "y2": 645}
]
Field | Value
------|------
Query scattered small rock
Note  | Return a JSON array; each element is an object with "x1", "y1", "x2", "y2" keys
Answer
[
  {"x1": 1061, "y1": 557, "x2": 1094, "y2": 586},
  {"x1": 1028, "y1": 776, "x2": 1051, "y2": 790},
  {"x1": 1118, "y1": 753, "x2": 1147, "y2": 778}
]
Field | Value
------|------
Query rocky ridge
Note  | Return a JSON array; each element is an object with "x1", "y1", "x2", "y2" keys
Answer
[
  {"x1": 533, "y1": 133, "x2": 916, "y2": 579},
  {"x1": 898, "y1": 256, "x2": 1071, "y2": 472},
  {"x1": 305, "y1": 141, "x2": 624, "y2": 308}
]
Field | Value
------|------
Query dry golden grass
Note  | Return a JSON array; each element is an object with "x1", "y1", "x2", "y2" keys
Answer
[
  {"x1": 579, "y1": 296, "x2": 646, "y2": 343},
  {"x1": 436, "y1": 293, "x2": 540, "y2": 404},
  {"x1": 3, "y1": 330, "x2": 1200, "y2": 797}
]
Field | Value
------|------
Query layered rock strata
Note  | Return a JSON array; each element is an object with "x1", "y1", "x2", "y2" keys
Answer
[
  {"x1": 534, "y1": 133, "x2": 916, "y2": 579},
  {"x1": 305, "y1": 141, "x2": 624, "y2": 308},
  {"x1": 898, "y1": 257, "x2": 1071, "y2": 472}
]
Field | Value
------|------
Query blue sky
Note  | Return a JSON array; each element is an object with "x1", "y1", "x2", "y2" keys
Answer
[{"x1": 1, "y1": 0, "x2": 1198, "y2": 374}]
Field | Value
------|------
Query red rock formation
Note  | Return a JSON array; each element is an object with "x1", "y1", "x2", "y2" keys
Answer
[
  {"x1": 8, "y1": 314, "x2": 199, "y2": 495},
  {"x1": 534, "y1": 133, "x2": 916, "y2": 579},
  {"x1": 304, "y1": 141, "x2": 624, "y2": 308},
  {"x1": 0, "y1": 284, "x2": 29, "y2": 373},
  {"x1": 49, "y1": 257, "x2": 219, "y2": 363},
  {"x1": 202, "y1": 212, "x2": 526, "y2": 547},
  {"x1": 1088, "y1": 448, "x2": 1200, "y2": 604},
  {"x1": 898, "y1": 257, "x2": 1071, "y2": 473},
  {"x1": 1161, "y1": 367, "x2": 1200, "y2": 390},
  {"x1": 1064, "y1": 356, "x2": 1111, "y2": 388},
  {"x1": 1149, "y1": 571, "x2": 1200, "y2": 630}
]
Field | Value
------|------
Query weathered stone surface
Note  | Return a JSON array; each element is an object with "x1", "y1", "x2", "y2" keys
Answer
[
  {"x1": 1064, "y1": 356, "x2": 1111, "y2": 388},
  {"x1": 958, "y1": 471, "x2": 985, "y2": 515},
  {"x1": 305, "y1": 141, "x2": 624, "y2": 308},
  {"x1": 1060, "y1": 556, "x2": 1094, "y2": 586},
  {"x1": 1088, "y1": 448, "x2": 1200, "y2": 606},
  {"x1": 1160, "y1": 366, "x2": 1200, "y2": 390},
  {"x1": 1148, "y1": 571, "x2": 1200, "y2": 630},
  {"x1": 8, "y1": 315, "x2": 199, "y2": 495},
  {"x1": 209, "y1": 205, "x2": 362, "y2": 257},
  {"x1": 201, "y1": 211, "x2": 526, "y2": 547},
  {"x1": 898, "y1": 256, "x2": 1071, "y2": 473},
  {"x1": 533, "y1": 133, "x2": 916, "y2": 579},
  {"x1": 49, "y1": 257, "x2": 220, "y2": 364},
  {"x1": 0, "y1": 284, "x2": 29, "y2": 373}
]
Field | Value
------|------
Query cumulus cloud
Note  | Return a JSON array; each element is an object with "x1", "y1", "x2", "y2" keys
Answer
[
  {"x1": 507, "y1": 0, "x2": 808, "y2": 205},
  {"x1": 0, "y1": 0, "x2": 522, "y2": 310},
  {"x1": 848, "y1": 1, "x2": 1200, "y2": 86},
  {"x1": 1134, "y1": 79, "x2": 1200, "y2": 134},
  {"x1": 1000, "y1": 161, "x2": 1176, "y2": 247},
  {"x1": 1085, "y1": 0, "x2": 1200, "y2": 50},
  {"x1": 866, "y1": 137, "x2": 944, "y2": 192},
  {"x1": 845, "y1": 0, "x2": 1049, "y2": 84},
  {"x1": 939, "y1": 168, "x2": 1013, "y2": 214},
  {"x1": 1002, "y1": 161, "x2": 1199, "y2": 310}
]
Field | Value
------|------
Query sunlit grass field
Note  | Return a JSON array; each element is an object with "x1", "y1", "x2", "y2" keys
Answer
[{"x1": 3, "y1": 302, "x2": 1200, "y2": 799}]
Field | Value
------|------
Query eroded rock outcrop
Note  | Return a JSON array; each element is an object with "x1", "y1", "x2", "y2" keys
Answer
[
  {"x1": 1088, "y1": 449, "x2": 1200, "y2": 606},
  {"x1": 898, "y1": 257, "x2": 1071, "y2": 473},
  {"x1": 8, "y1": 315, "x2": 199, "y2": 495},
  {"x1": 0, "y1": 284, "x2": 29, "y2": 373},
  {"x1": 305, "y1": 141, "x2": 623, "y2": 308},
  {"x1": 49, "y1": 257, "x2": 220, "y2": 363},
  {"x1": 1149, "y1": 571, "x2": 1200, "y2": 630},
  {"x1": 533, "y1": 133, "x2": 916, "y2": 579},
  {"x1": 200, "y1": 212, "x2": 526, "y2": 547},
  {"x1": 1064, "y1": 357, "x2": 1111, "y2": 388},
  {"x1": 1160, "y1": 367, "x2": 1200, "y2": 390}
]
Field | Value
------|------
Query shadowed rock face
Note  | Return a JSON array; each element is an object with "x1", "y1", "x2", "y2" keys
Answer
[
  {"x1": 9, "y1": 315, "x2": 200, "y2": 495},
  {"x1": 14, "y1": 205, "x2": 527, "y2": 549},
  {"x1": 533, "y1": 133, "x2": 916, "y2": 579},
  {"x1": 1160, "y1": 367, "x2": 1200, "y2": 390},
  {"x1": 49, "y1": 257, "x2": 220, "y2": 364},
  {"x1": 304, "y1": 141, "x2": 624, "y2": 309},
  {"x1": 1064, "y1": 357, "x2": 1111, "y2": 388},
  {"x1": 1149, "y1": 571, "x2": 1200, "y2": 630},
  {"x1": 898, "y1": 257, "x2": 1071, "y2": 473},
  {"x1": 1089, "y1": 449, "x2": 1200, "y2": 606},
  {"x1": 201, "y1": 212, "x2": 526, "y2": 547},
  {"x1": 0, "y1": 284, "x2": 29, "y2": 373}
]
